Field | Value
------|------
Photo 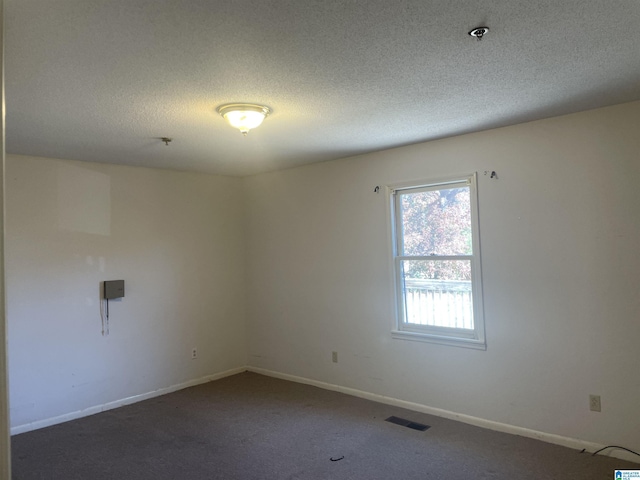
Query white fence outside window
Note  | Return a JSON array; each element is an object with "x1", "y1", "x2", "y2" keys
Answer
[{"x1": 402, "y1": 278, "x2": 473, "y2": 330}]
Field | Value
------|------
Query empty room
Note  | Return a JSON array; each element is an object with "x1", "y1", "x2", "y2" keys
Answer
[{"x1": 1, "y1": 1, "x2": 640, "y2": 479}]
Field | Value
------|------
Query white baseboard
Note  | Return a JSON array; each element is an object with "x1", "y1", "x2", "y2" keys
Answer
[
  {"x1": 11, "y1": 366, "x2": 246, "y2": 436},
  {"x1": 247, "y1": 366, "x2": 639, "y2": 464}
]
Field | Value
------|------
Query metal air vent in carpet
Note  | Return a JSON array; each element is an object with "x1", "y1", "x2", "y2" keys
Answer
[{"x1": 385, "y1": 416, "x2": 430, "y2": 431}]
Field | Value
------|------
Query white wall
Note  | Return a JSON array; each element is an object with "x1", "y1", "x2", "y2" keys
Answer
[
  {"x1": 7, "y1": 155, "x2": 247, "y2": 428},
  {"x1": 0, "y1": 0, "x2": 10, "y2": 475},
  {"x1": 244, "y1": 100, "x2": 640, "y2": 452}
]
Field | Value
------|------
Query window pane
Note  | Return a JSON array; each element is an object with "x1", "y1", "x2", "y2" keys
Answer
[
  {"x1": 400, "y1": 260, "x2": 474, "y2": 329},
  {"x1": 400, "y1": 186, "x2": 472, "y2": 256}
]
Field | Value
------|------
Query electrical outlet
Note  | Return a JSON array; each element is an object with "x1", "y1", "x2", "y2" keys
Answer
[
  {"x1": 192, "y1": 348, "x2": 198, "y2": 359},
  {"x1": 589, "y1": 394, "x2": 601, "y2": 412},
  {"x1": 332, "y1": 351, "x2": 338, "y2": 363}
]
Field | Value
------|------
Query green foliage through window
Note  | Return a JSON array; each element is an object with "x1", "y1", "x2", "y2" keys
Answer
[{"x1": 399, "y1": 186, "x2": 472, "y2": 280}]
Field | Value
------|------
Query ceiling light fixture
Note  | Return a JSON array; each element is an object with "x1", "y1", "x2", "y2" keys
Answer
[
  {"x1": 217, "y1": 103, "x2": 271, "y2": 136},
  {"x1": 469, "y1": 26, "x2": 489, "y2": 41}
]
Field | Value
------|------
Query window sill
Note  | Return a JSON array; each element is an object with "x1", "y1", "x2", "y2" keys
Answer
[{"x1": 391, "y1": 330, "x2": 487, "y2": 350}]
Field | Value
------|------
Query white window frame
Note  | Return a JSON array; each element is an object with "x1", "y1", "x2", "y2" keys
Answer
[{"x1": 388, "y1": 173, "x2": 486, "y2": 350}]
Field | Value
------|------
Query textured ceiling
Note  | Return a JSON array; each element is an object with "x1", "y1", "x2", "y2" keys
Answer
[{"x1": 6, "y1": 1, "x2": 640, "y2": 176}]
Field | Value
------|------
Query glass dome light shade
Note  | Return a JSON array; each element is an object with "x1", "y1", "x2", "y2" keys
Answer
[{"x1": 217, "y1": 104, "x2": 271, "y2": 135}]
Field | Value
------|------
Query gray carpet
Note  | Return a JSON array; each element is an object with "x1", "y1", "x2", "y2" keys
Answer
[{"x1": 11, "y1": 372, "x2": 638, "y2": 479}]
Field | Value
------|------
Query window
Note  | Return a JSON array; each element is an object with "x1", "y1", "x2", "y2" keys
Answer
[{"x1": 390, "y1": 174, "x2": 485, "y2": 349}]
